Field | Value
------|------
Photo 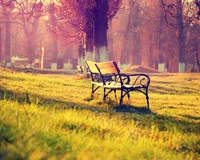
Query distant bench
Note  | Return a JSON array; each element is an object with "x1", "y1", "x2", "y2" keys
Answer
[
  {"x1": 11, "y1": 62, "x2": 34, "y2": 73},
  {"x1": 85, "y1": 61, "x2": 151, "y2": 108},
  {"x1": 76, "y1": 65, "x2": 84, "y2": 75},
  {"x1": 76, "y1": 65, "x2": 90, "y2": 77},
  {"x1": 1, "y1": 60, "x2": 33, "y2": 73}
]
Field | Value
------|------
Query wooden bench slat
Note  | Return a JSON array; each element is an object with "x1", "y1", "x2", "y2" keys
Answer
[
  {"x1": 98, "y1": 68, "x2": 118, "y2": 74},
  {"x1": 85, "y1": 61, "x2": 99, "y2": 73}
]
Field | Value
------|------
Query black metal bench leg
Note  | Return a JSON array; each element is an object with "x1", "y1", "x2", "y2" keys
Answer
[
  {"x1": 91, "y1": 84, "x2": 94, "y2": 98},
  {"x1": 103, "y1": 88, "x2": 106, "y2": 100},
  {"x1": 127, "y1": 92, "x2": 130, "y2": 100},
  {"x1": 146, "y1": 96, "x2": 149, "y2": 109},
  {"x1": 146, "y1": 88, "x2": 149, "y2": 108},
  {"x1": 119, "y1": 90, "x2": 123, "y2": 105},
  {"x1": 114, "y1": 90, "x2": 117, "y2": 100}
]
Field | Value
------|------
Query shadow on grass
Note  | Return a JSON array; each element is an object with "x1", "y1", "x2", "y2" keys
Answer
[
  {"x1": 114, "y1": 105, "x2": 152, "y2": 115},
  {"x1": 181, "y1": 115, "x2": 200, "y2": 121},
  {"x1": 1, "y1": 88, "x2": 200, "y2": 135},
  {"x1": 150, "y1": 86, "x2": 200, "y2": 95}
]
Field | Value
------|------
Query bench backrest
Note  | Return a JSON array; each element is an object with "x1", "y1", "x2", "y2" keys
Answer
[
  {"x1": 95, "y1": 61, "x2": 123, "y2": 84},
  {"x1": 95, "y1": 61, "x2": 120, "y2": 75},
  {"x1": 85, "y1": 61, "x2": 99, "y2": 74},
  {"x1": 85, "y1": 61, "x2": 102, "y2": 82}
]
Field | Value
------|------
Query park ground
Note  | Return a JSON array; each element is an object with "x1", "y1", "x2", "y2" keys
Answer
[{"x1": 0, "y1": 67, "x2": 200, "y2": 160}]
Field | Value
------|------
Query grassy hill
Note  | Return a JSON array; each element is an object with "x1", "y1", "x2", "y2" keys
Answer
[{"x1": 0, "y1": 68, "x2": 200, "y2": 160}]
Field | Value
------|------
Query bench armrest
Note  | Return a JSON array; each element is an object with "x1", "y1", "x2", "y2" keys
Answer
[
  {"x1": 119, "y1": 73, "x2": 131, "y2": 84},
  {"x1": 121, "y1": 73, "x2": 150, "y2": 87}
]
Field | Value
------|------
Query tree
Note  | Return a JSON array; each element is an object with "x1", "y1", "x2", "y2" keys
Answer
[
  {"x1": 93, "y1": 0, "x2": 108, "y2": 61},
  {"x1": 159, "y1": 0, "x2": 200, "y2": 72},
  {"x1": 176, "y1": 0, "x2": 185, "y2": 72},
  {"x1": 185, "y1": 23, "x2": 200, "y2": 72},
  {"x1": 0, "y1": 24, "x2": 2, "y2": 63},
  {"x1": 49, "y1": 2, "x2": 58, "y2": 69},
  {"x1": 0, "y1": 0, "x2": 15, "y2": 66},
  {"x1": 120, "y1": 0, "x2": 137, "y2": 66},
  {"x1": 0, "y1": 0, "x2": 44, "y2": 67},
  {"x1": 195, "y1": 0, "x2": 200, "y2": 19},
  {"x1": 46, "y1": 0, "x2": 122, "y2": 62},
  {"x1": 16, "y1": 1, "x2": 43, "y2": 66}
]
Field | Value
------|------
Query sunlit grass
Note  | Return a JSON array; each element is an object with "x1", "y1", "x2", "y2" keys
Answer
[{"x1": 0, "y1": 68, "x2": 200, "y2": 159}]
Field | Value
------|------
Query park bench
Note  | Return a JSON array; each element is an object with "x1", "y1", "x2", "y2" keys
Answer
[
  {"x1": 76, "y1": 65, "x2": 84, "y2": 75},
  {"x1": 10, "y1": 57, "x2": 33, "y2": 73},
  {"x1": 76, "y1": 65, "x2": 90, "y2": 77},
  {"x1": 11, "y1": 62, "x2": 34, "y2": 73},
  {"x1": 88, "y1": 61, "x2": 150, "y2": 108},
  {"x1": 85, "y1": 61, "x2": 131, "y2": 99},
  {"x1": 1, "y1": 59, "x2": 33, "y2": 73}
]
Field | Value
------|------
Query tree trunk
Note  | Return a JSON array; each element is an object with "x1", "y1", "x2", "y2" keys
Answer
[
  {"x1": 122, "y1": 1, "x2": 141, "y2": 66},
  {"x1": 51, "y1": 38, "x2": 58, "y2": 69},
  {"x1": 84, "y1": 7, "x2": 94, "y2": 61},
  {"x1": 131, "y1": 2, "x2": 141, "y2": 66},
  {"x1": 78, "y1": 41, "x2": 85, "y2": 65},
  {"x1": 149, "y1": 31, "x2": 159, "y2": 69},
  {"x1": 198, "y1": 26, "x2": 200, "y2": 72},
  {"x1": 27, "y1": 2, "x2": 42, "y2": 66},
  {"x1": 0, "y1": 24, "x2": 2, "y2": 63},
  {"x1": 196, "y1": 28, "x2": 200, "y2": 71},
  {"x1": 158, "y1": 13, "x2": 165, "y2": 72},
  {"x1": 27, "y1": 39, "x2": 34, "y2": 66},
  {"x1": 49, "y1": 3, "x2": 58, "y2": 69},
  {"x1": 176, "y1": 0, "x2": 185, "y2": 72},
  {"x1": 85, "y1": 28, "x2": 94, "y2": 61},
  {"x1": 94, "y1": 0, "x2": 108, "y2": 62},
  {"x1": 107, "y1": 20, "x2": 113, "y2": 61},
  {"x1": 5, "y1": 13, "x2": 11, "y2": 66},
  {"x1": 121, "y1": 0, "x2": 135, "y2": 65},
  {"x1": 196, "y1": 51, "x2": 200, "y2": 72}
]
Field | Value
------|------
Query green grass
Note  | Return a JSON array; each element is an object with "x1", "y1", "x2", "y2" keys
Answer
[{"x1": 0, "y1": 68, "x2": 200, "y2": 160}]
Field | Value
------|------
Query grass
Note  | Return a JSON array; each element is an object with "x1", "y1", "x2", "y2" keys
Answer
[{"x1": 0, "y1": 68, "x2": 200, "y2": 160}]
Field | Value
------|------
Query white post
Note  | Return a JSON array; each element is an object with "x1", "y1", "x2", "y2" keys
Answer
[
  {"x1": 51, "y1": 63, "x2": 57, "y2": 70},
  {"x1": 158, "y1": 63, "x2": 165, "y2": 72},
  {"x1": 6, "y1": 62, "x2": 11, "y2": 67},
  {"x1": 179, "y1": 63, "x2": 185, "y2": 73}
]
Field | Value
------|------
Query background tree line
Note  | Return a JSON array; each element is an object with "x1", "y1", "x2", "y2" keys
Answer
[{"x1": 0, "y1": 0, "x2": 199, "y2": 72}]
